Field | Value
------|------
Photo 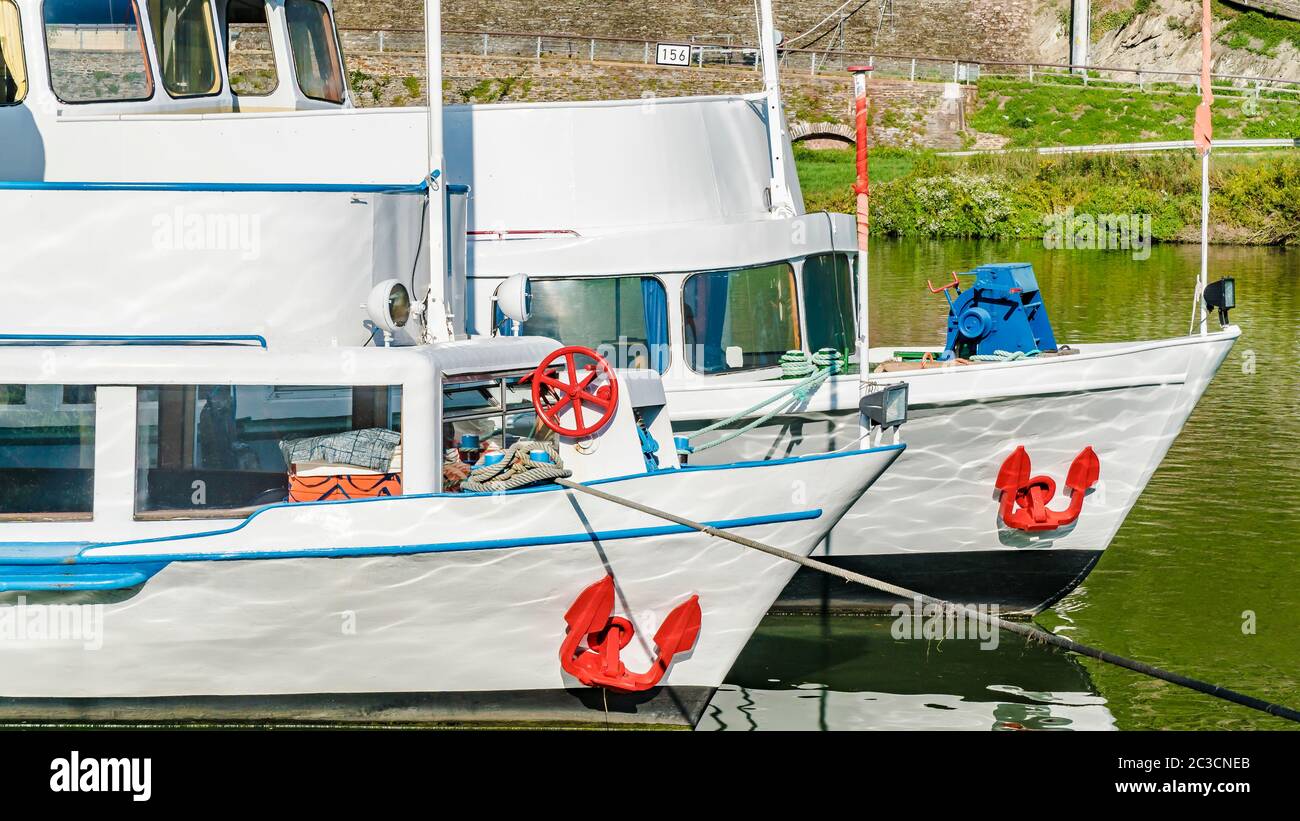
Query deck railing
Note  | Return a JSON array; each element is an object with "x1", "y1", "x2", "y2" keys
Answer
[{"x1": 337, "y1": 27, "x2": 1300, "y2": 103}]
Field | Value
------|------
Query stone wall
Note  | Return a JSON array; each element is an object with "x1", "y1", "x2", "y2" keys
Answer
[
  {"x1": 335, "y1": 0, "x2": 1039, "y2": 61},
  {"x1": 1234, "y1": 0, "x2": 1300, "y2": 22},
  {"x1": 347, "y1": 50, "x2": 977, "y2": 148}
]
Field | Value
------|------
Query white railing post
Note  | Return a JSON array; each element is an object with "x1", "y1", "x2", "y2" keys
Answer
[
  {"x1": 643, "y1": 41, "x2": 649, "y2": 63},
  {"x1": 482, "y1": 32, "x2": 488, "y2": 56},
  {"x1": 378, "y1": 30, "x2": 386, "y2": 53},
  {"x1": 590, "y1": 38, "x2": 595, "y2": 62},
  {"x1": 536, "y1": 36, "x2": 542, "y2": 60}
]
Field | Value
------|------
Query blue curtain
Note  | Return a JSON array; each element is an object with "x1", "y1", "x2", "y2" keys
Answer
[
  {"x1": 701, "y1": 274, "x2": 730, "y2": 372},
  {"x1": 640, "y1": 278, "x2": 669, "y2": 373}
]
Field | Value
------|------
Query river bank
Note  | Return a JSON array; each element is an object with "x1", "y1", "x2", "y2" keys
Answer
[{"x1": 797, "y1": 147, "x2": 1300, "y2": 245}]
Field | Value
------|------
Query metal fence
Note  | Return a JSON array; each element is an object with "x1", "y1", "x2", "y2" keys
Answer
[{"x1": 338, "y1": 28, "x2": 1300, "y2": 103}]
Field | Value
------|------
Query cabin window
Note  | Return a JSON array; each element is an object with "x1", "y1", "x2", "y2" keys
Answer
[
  {"x1": 801, "y1": 253, "x2": 857, "y2": 360},
  {"x1": 512, "y1": 277, "x2": 670, "y2": 373},
  {"x1": 284, "y1": 0, "x2": 342, "y2": 104},
  {"x1": 43, "y1": 0, "x2": 154, "y2": 103},
  {"x1": 224, "y1": 0, "x2": 275, "y2": 96},
  {"x1": 682, "y1": 263, "x2": 802, "y2": 374},
  {"x1": 0, "y1": 385, "x2": 26, "y2": 405},
  {"x1": 0, "y1": 0, "x2": 27, "y2": 105},
  {"x1": 0, "y1": 385, "x2": 95, "y2": 521},
  {"x1": 147, "y1": 0, "x2": 220, "y2": 98},
  {"x1": 135, "y1": 385, "x2": 401, "y2": 519}
]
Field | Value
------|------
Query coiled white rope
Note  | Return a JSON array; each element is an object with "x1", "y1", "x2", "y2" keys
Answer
[
  {"x1": 461, "y1": 441, "x2": 572, "y2": 493},
  {"x1": 969, "y1": 348, "x2": 1041, "y2": 362}
]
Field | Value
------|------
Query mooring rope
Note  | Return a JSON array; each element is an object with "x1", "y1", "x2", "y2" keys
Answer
[
  {"x1": 681, "y1": 349, "x2": 845, "y2": 456},
  {"x1": 462, "y1": 441, "x2": 571, "y2": 493},
  {"x1": 555, "y1": 477, "x2": 1300, "y2": 724},
  {"x1": 970, "y1": 348, "x2": 1042, "y2": 362}
]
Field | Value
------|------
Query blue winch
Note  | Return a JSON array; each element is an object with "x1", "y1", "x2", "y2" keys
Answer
[{"x1": 934, "y1": 263, "x2": 1058, "y2": 360}]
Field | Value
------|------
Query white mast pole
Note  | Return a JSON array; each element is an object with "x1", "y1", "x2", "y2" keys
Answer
[
  {"x1": 1195, "y1": 0, "x2": 1213, "y2": 337},
  {"x1": 422, "y1": 0, "x2": 452, "y2": 343},
  {"x1": 758, "y1": 0, "x2": 796, "y2": 217}
]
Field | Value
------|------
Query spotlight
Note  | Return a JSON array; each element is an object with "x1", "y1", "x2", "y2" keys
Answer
[{"x1": 1203, "y1": 277, "x2": 1236, "y2": 327}]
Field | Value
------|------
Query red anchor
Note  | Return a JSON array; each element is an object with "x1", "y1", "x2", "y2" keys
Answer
[
  {"x1": 559, "y1": 575, "x2": 702, "y2": 692},
  {"x1": 995, "y1": 446, "x2": 1101, "y2": 532}
]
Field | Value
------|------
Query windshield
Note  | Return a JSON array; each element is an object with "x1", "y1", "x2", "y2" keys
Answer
[
  {"x1": 515, "y1": 276, "x2": 669, "y2": 372},
  {"x1": 682, "y1": 263, "x2": 801, "y2": 374},
  {"x1": 802, "y1": 253, "x2": 857, "y2": 360}
]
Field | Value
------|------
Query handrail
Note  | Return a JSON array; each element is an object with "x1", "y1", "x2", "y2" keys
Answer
[
  {"x1": 336, "y1": 26, "x2": 1300, "y2": 91},
  {"x1": 0, "y1": 334, "x2": 270, "y2": 348}
]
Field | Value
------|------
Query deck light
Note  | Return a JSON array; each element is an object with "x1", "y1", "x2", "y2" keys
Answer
[
  {"x1": 495, "y1": 273, "x2": 533, "y2": 328},
  {"x1": 860, "y1": 382, "x2": 909, "y2": 430},
  {"x1": 1203, "y1": 277, "x2": 1236, "y2": 327},
  {"x1": 365, "y1": 280, "x2": 412, "y2": 340}
]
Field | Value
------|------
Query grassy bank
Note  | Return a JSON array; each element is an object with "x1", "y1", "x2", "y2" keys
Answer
[
  {"x1": 796, "y1": 146, "x2": 1300, "y2": 245},
  {"x1": 969, "y1": 78, "x2": 1300, "y2": 148}
]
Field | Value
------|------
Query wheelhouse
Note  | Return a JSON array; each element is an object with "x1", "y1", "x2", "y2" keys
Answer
[
  {"x1": 0, "y1": 0, "x2": 350, "y2": 118},
  {"x1": 472, "y1": 210, "x2": 862, "y2": 384}
]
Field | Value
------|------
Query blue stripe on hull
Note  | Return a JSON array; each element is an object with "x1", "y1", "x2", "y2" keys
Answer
[{"x1": 0, "y1": 510, "x2": 822, "y2": 592}]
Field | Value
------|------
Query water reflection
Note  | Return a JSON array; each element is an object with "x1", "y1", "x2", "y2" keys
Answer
[
  {"x1": 700, "y1": 615, "x2": 1114, "y2": 731},
  {"x1": 706, "y1": 238, "x2": 1299, "y2": 731}
]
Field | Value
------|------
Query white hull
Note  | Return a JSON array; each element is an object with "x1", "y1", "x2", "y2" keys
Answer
[
  {"x1": 671, "y1": 331, "x2": 1239, "y2": 612},
  {"x1": 0, "y1": 445, "x2": 901, "y2": 727}
]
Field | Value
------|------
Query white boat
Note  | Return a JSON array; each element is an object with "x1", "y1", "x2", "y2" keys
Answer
[
  {"x1": 0, "y1": 0, "x2": 1238, "y2": 614},
  {"x1": 0, "y1": 336, "x2": 904, "y2": 727}
]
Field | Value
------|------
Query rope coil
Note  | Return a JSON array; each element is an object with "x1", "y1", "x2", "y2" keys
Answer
[
  {"x1": 461, "y1": 441, "x2": 571, "y2": 493},
  {"x1": 970, "y1": 349, "x2": 1041, "y2": 362}
]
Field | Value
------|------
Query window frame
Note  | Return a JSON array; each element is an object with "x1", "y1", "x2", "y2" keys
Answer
[
  {"x1": 0, "y1": 383, "x2": 97, "y2": 522},
  {"x1": 41, "y1": 0, "x2": 157, "y2": 105},
  {"x1": 680, "y1": 260, "x2": 803, "y2": 376},
  {"x1": 283, "y1": 0, "x2": 344, "y2": 105},
  {"x1": 512, "y1": 273, "x2": 674, "y2": 374},
  {"x1": 223, "y1": 0, "x2": 277, "y2": 98},
  {"x1": 148, "y1": 0, "x2": 224, "y2": 100},
  {"x1": 132, "y1": 383, "x2": 403, "y2": 521},
  {"x1": 797, "y1": 251, "x2": 858, "y2": 360},
  {"x1": 0, "y1": 0, "x2": 29, "y2": 106}
]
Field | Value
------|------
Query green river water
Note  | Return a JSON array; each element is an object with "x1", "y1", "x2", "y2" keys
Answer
[{"x1": 702, "y1": 238, "x2": 1300, "y2": 731}]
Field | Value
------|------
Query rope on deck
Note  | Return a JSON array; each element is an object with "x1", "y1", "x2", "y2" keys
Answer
[{"x1": 555, "y1": 477, "x2": 1300, "y2": 725}]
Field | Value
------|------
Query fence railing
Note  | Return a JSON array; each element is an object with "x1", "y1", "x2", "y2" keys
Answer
[{"x1": 337, "y1": 28, "x2": 1300, "y2": 103}]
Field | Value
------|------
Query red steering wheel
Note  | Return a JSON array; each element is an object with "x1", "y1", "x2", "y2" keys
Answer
[{"x1": 528, "y1": 346, "x2": 619, "y2": 438}]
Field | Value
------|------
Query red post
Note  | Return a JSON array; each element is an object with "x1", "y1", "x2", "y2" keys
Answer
[{"x1": 848, "y1": 65, "x2": 873, "y2": 353}]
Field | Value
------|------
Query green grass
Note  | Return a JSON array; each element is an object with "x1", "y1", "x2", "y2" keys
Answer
[
  {"x1": 796, "y1": 148, "x2": 1300, "y2": 245},
  {"x1": 969, "y1": 78, "x2": 1300, "y2": 148},
  {"x1": 1218, "y1": 10, "x2": 1300, "y2": 57},
  {"x1": 795, "y1": 146, "x2": 919, "y2": 212}
]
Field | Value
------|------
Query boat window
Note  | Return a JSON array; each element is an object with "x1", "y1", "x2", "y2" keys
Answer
[
  {"x1": 135, "y1": 385, "x2": 401, "y2": 519},
  {"x1": 801, "y1": 253, "x2": 857, "y2": 360},
  {"x1": 441, "y1": 371, "x2": 551, "y2": 489},
  {"x1": 284, "y1": 0, "x2": 342, "y2": 104},
  {"x1": 513, "y1": 276, "x2": 670, "y2": 373},
  {"x1": 43, "y1": 0, "x2": 154, "y2": 103},
  {"x1": 224, "y1": 0, "x2": 275, "y2": 96},
  {"x1": 0, "y1": 0, "x2": 27, "y2": 105},
  {"x1": 0, "y1": 385, "x2": 95, "y2": 522},
  {"x1": 682, "y1": 262, "x2": 802, "y2": 374},
  {"x1": 147, "y1": 0, "x2": 220, "y2": 98}
]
